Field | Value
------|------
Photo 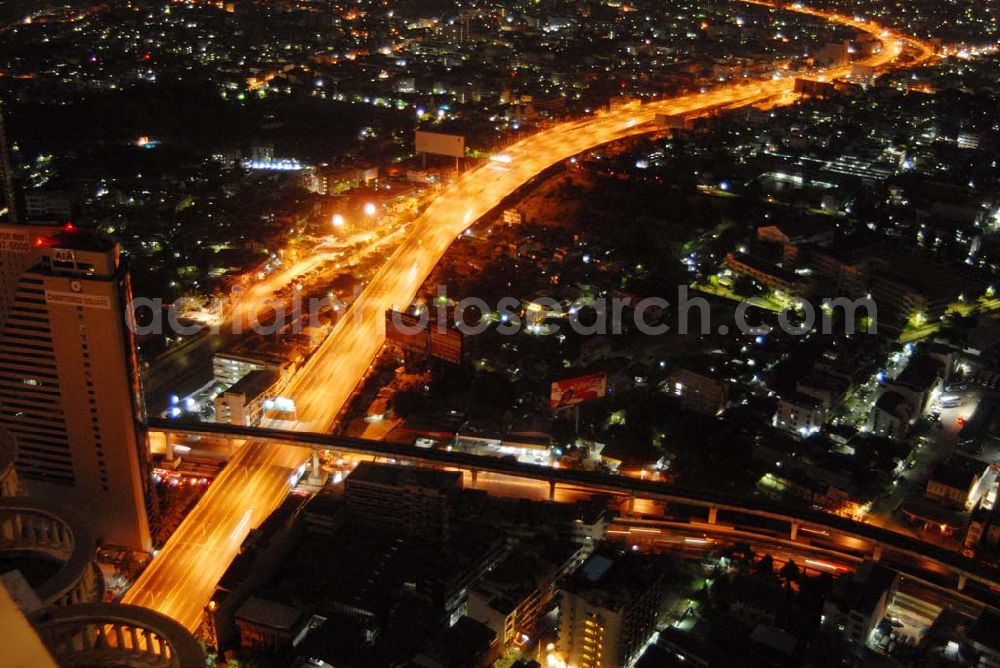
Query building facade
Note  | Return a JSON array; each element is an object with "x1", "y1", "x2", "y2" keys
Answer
[
  {"x1": 557, "y1": 551, "x2": 666, "y2": 668},
  {"x1": 0, "y1": 230, "x2": 152, "y2": 549},
  {"x1": 344, "y1": 462, "x2": 462, "y2": 542}
]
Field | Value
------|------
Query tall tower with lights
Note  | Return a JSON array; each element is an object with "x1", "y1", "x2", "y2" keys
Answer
[
  {"x1": 0, "y1": 230, "x2": 153, "y2": 550},
  {"x1": 0, "y1": 105, "x2": 153, "y2": 550}
]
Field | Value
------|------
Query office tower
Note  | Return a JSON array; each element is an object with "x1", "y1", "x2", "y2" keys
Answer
[
  {"x1": 459, "y1": 10, "x2": 472, "y2": 44},
  {"x1": 557, "y1": 551, "x2": 666, "y2": 668},
  {"x1": 0, "y1": 229, "x2": 152, "y2": 550}
]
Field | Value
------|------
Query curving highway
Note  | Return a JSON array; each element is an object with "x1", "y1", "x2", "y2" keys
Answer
[{"x1": 124, "y1": 2, "x2": 936, "y2": 630}]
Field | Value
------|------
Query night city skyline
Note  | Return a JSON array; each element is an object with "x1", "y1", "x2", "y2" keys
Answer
[{"x1": 1, "y1": 1, "x2": 1000, "y2": 667}]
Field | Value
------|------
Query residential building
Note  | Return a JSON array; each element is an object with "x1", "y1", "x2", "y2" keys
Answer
[
  {"x1": 883, "y1": 353, "x2": 943, "y2": 417},
  {"x1": 412, "y1": 616, "x2": 498, "y2": 668},
  {"x1": 467, "y1": 541, "x2": 585, "y2": 652},
  {"x1": 23, "y1": 191, "x2": 75, "y2": 223},
  {"x1": 724, "y1": 252, "x2": 809, "y2": 294},
  {"x1": 809, "y1": 249, "x2": 869, "y2": 298},
  {"x1": 868, "y1": 390, "x2": 913, "y2": 439},
  {"x1": 557, "y1": 551, "x2": 666, "y2": 668},
  {"x1": 345, "y1": 462, "x2": 461, "y2": 542},
  {"x1": 212, "y1": 349, "x2": 287, "y2": 386},
  {"x1": 234, "y1": 597, "x2": 307, "y2": 651},
  {"x1": 214, "y1": 369, "x2": 280, "y2": 426},
  {"x1": 823, "y1": 561, "x2": 898, "y2": 648},
  {"x1": 666, "y1": 368, "x2": 729, "y2": 415},
  {"x1": 926, "y1": 456, "x2": 992, "y2": 511},
  {"x1": 773, "y1": 393, "x2": 827, "y2": 435}
]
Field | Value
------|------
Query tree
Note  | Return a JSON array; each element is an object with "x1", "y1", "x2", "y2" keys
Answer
[
  {"x1": 391, "y1": 388, "x2": 427, "y2": 418},
  {"x1": 756, "y1": 553, "x2": 775, "y2": 576},
  {"x1": 727, "y1": 542, "x2": 755, "y2": 572},
  {"x1": 779, "y1": 559, "x2": 801, "y2": 590}
]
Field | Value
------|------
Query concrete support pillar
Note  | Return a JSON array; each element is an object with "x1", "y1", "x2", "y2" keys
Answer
[
  {"x1": 548, "y1": 480, "x2": 556, "y2": 501},
  {"x1": 627, "y1": 494, "x2": 635, "y2": 513},
  {"x1": 707, "y1": 506, "x2": 718, "y2": 525},
  {"x1": 790, "y1": 522, "x2": 799, "y2": 541},
  {"x1": 872, "y1": 544, "x2": 883, "y2": 562},
  {"x1": 958, "y1": 573, "x2": 968, "y2": 591},
  {"x1": 470, "y1": 469, "x2": 478, "y2": 487},
  {"x1": 164, "y1": 432, "x2": 175, "y2": 461},
  {"x1": 308, "y1": 450, "x2": 324, "y2": 484}
]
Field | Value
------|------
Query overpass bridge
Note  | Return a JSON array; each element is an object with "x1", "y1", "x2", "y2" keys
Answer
[{"x1": 149, "y1": 419, "x2": 1000, "y2": 608}]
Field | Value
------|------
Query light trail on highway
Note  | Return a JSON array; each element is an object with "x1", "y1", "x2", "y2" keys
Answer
[{"x1": 124, "y1": 2, "x2": 935, "y2": 630}]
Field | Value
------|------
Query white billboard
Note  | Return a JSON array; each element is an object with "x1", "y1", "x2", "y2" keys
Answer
[{"x1": 415, "y1": 130, "x2": 465, "y2": 158}]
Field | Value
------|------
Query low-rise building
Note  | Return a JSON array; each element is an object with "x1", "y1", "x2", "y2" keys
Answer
[
  {"x1": 773, "y1": 393, "x2": 827, "y2": 435},
  {"x1": 234, "y1": 596, "x2": 307, "y2": 651},
  {"x1": 214, "y1": 369, "x2": 281, "y2": 426},
  {"x1": 666, "y1": 368, "x2": 729, "y2": 415},
  {"x1": 467, "y1": 541, "x2": 584, "y2": 652},
  {"x1": 883, "y1": 353, "x2": 943, "y2": 417},
  {"x1": 213, "y1": 348, "x2": 289, "y2": 386},
  {"x1": 724, "y1": 252, "x2": 809, "y2": 294},
  {"x1": 822, "y1": 561, "x2": 898, "y2": 649},
  {"x1": 412, "y1": 616, "x2": 498, "y2": 668},
  {"x1": 868, "y1": 390, "x2": 913, "y2": 439},
  {"x1": 345, "y1": 462, "x2": 462, "y2": 542},
  {"x1": 926, "y1": 456, "x2": 992, "y2": 511}
]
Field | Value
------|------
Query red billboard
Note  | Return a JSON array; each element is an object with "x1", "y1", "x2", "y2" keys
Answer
[{"x1": 550, "y1": 373, "x2": 607, "y2": 410}]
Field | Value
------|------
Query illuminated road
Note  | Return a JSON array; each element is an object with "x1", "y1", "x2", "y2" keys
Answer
[
  {"x1": 123, "y1": 438, "x2": 304, "y2": 629},
  {"x1": 124, "y1": 3, "x2": 935, "y2": 630}
]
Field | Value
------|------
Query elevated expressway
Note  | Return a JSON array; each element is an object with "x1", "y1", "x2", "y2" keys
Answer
[
  {"x1": 149, "y1": 419, "x2": 1000, "y2": 612},
  {"x1": 125, "y1": 3, "x2": 938, "y2": 630}
]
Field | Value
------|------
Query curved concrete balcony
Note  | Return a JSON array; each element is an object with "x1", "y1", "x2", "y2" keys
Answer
[
  {"x1": 32, "y1": 602, "x2": 205, "y2": 668},
  {"x1": 0, "y1": 498, "x2": 103, "y2": 607}
]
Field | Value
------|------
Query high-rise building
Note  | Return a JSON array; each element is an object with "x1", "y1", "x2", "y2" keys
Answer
[
  {"x1": 0, "y1": 228, "x2": 152, "y2": 550},
  {"x1": 557, "y1": 551, "x2": 666, "y2": 668}
]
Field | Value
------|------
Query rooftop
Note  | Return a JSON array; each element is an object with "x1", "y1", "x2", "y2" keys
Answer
[
  {"x1": 727, "y1": 252, "x2": 802, "y2": 285},
  {"x1": 929, "y1": 455, "x2": 985, "y2": 491},
  {"x1": 225, "y1": 369, "x2": 280, "y2": 400},
  {"x1": 346, "y1": 461, "x2": 462, "y2": 493},
  {"x1": 892, "y1": 354, "x2": 943, "y2": 391},
  {"x1": 44, "y1": 229, "x2": 117, "y2": 254},
  {"x1": 559, "y1": 550, "x2": 664, "y2": 612},
  {"x1": 234, "y1": 596, "x2": 303, "y2": 632}
]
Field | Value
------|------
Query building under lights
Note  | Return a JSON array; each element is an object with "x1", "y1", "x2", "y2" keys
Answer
[
  {"x1": 0, "y1": 228, "x2": 153, "y2": 550},
  {"x1": 557, "y1": 550, "x2": 667, "y2": 668}
]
